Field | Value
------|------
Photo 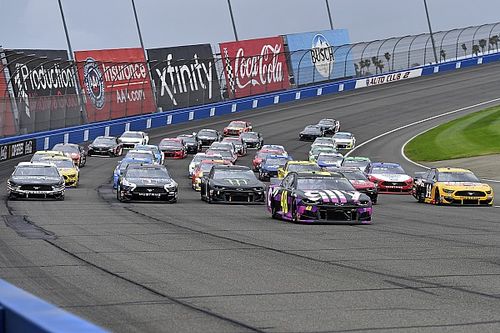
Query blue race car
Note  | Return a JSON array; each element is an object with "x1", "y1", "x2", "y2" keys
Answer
[
  {"x1": 134, "y1": 144, "x2": 163, "y2": 165},
  {"x1": 258, "y1": 155, "x2": 292, "y2": 181},
  {"x1": 113, "y1": 156, "x2": 154, "y2": 189}
]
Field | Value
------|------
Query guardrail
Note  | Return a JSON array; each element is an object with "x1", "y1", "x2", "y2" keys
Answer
[
  {"x1": 1, "y1": 50, "x2": 499, "y2": 161},
  {"x1": 0, "y1": 279, "x2": 108, "y2": 333}
]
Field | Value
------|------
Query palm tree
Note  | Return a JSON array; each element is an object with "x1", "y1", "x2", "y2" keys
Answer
[
  {"x1": 376, "y1": 61, "x2": 384, "y2": 74},
  {"x1": 371, "y1": 56, "x2": 379, "y2": 74},
  {"x1": 384, "y1": 52, "x2": 391, "y2": 71},
  {"x1": 358, "y1": 60, "x2": 366, "y2": 75},
  {"x1": 472, "y1": 44, "x2": 480, "y2": 56},
  {"x1": 461, "y1": 43, "x2": 467, "y2": 56},
  {"x1": 489, "y1": 35, "x2": 499, "y2": 51},
  {"x1": 364, "y1": 59, "x2": 372, "y2": 74},
  {"x1": 440, "y1": 49, "x2": 446, "y2": 62},
  {"x1": 479, "y1": 39, "x2": 487, "y2": 53},
  {"x1": 354, "y1": 63, "x2": 360, "y2": 76}
]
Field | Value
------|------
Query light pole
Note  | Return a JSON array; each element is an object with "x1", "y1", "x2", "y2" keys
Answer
[
  {"x1": 131, "y1": 0, "x2": 146, "y2": 52},
  {"x1": 325, "y1": 0, "x2": 334, "y2": 30},
  {"x1": 57, "y1": 0, "x2": 74, "y2": 61},
  {"x1": 227, "y1": 0, "x2": 239, "y2": 41},
  {"x1": 423, "y1": 0, "x2": 438, "y2": 63}
]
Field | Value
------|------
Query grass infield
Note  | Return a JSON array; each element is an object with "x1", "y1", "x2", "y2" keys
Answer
[{"x1": 404, "y1": 105, "x2": 500, "y2": 161}]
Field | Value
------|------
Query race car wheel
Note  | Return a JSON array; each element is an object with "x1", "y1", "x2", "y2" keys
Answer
[
  {"x1": 291, "y1": 201, "x2": 299, "y2": 223},
  {"x1": 271, "y1": 203, "x2": 280, "y2": 220},
  {"x1": 417, "y1": 190, "x2": 425, "y2": 203},
  {"x1": 207, "y1": 194, "x2": 212, "y2": 204},
  {"x1": 117, "y1": 187, "x2": 124, "y2": 202},
  {"x1": 57, "y1": 194, "x2": 65, "y2": 201},
  {"x1": 434, "y1": 188, "x2": 441, "y2": 205}
]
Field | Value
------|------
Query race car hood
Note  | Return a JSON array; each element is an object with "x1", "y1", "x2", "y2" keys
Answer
[
  {"x1": 211, "y1": 178, "x2": 262, "y2": 188},
  {"x1": 59, "y1": 168, "x2": 78, "y2": 176},
  {"x1": 119, "y1": 138, "x2": 143, "y2": 143},
  {"x1": 299, "y1": 189, "x2": 370, "y2": 204},
  {"x1": 301, "y1": 129, "x2": 320, "y2": 135},
  {"x1": 91, "y1": 144, "x2": 114, "y2": 149},
  {"x1": 370, "y1": 174, "x2": 412, "y2": 182},
  {"x1": 10, "y1": 175, "x2": 61, "y2": 185},
  {"x1": 437, "y1": 182, "x2": 492, "y2": 191},
  {"x1": 333, "y1": 138, "x2": 353, "y2": 144},
  {"x1": 262, "y1": 164, "x2": 283, "y2": 172},
  {"x1": 125, "y1": 177, "x2": 175, "y2": 187},
  {"x1": 242, "y1": 138, "x2": 259, "y2": 142},
  {"x1": 350, "y1": 180, "x2": 376, "y2": 189},
  {"x1": 198, "y1": 135, "x2": 217, "y2": 140}
]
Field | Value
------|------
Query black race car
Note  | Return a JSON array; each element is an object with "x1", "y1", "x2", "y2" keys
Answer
[
  {"x1": 197, "y1": 129, "x2": 221, "y2": 147},
  {"x1": 177, "y1": 134, "x2": 202, "y2": 154},
  {"x1": 317, "y1": 118, "x2": 340, "y2": 135},
  {"x1": 240, "y1": 131, "x2": 264, "y2": 149},
  {"x1": 200, "y1": 165, "x2": 265, "y2": 204},
  {"x1": 299, "y1": 125, "x2": 325, "y2": 141},
  {"x1": 88, "y1": 136, "x2": 123, "y2": 157},
  {"x1": 117, "y1": 164, "x2": 178, "y2": 203},
  {"x1": 7, "y1": 162, "x2": 65, "y2": 200}
]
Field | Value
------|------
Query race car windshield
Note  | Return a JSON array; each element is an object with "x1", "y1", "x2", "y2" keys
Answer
[
  {"x1": 318, "y1": 156, "x2": 343, "y2": 163},
  {"x1": 318, "y1": 120, "x2": 334, "y2": 125},
  {"x1": 198, "y1": 130, "x2": 216, "y2": 137},
  {"x1": 121, "y1": 132, "x2": 142, "y2": 138},
  {"x1": 334, "y1": 133, "x2": 352, "y2": 139},
  {"x1": 240, "y1": 133, "x2": 257, "y2": 139},
  {"x1": 53, "y1": 145, "x2": 78, "y2": 154},
  {"x1": 126, "y1": 152, "x2": 152, "y2": 160},
  {"x1": 200, "y1": 163, "x2": 221, "y2": 172},
  {"x1": 14, "y1": 166, "x2": 59, "y2": 177},
  {"x1": 213, "y1": 169, "x2": 256, "y2": 180},
  {"x1": 297, "y1": 178, "x2": 355, "y2": 191},
  {"x1": 119, "y1": 161, "x2": 147, "y2": 172},
  {"x1": 44, "y1": 160, "x2": 75, "y2": 169},
  {"x1": 93, "y1": 137, "x2": 116, "y2": 145},
  {"x1": 305, "y1": 126, "x2": 320, "y2": 131},
  {"x1": 288, "y1": 164, "x2": 322, "y2": 173},
  {"x1": 343, "y1": 160, "x2": 369, "y2": 168},
  {"x1": 181, "y1": 137, "x2": 196, "y2": 144},
  {"x1": 312, "y1": 147, "x2": 335, "y2": 155},
  {"x1": 223, "y1": 138, "x2": 241, "y2": 144},
  {"x1": 342, "y1": 170, "x2": 369, "y2": 181},
  {"x1": 437, "y1": 172, "x2": 480, "y2": 182},
  {"x1": 136, "y1": 146, "x2": 157, "y2": 154},
  {"x1": 371, "y1": 166, "x2": 406, "y2": 174},
  {"x1": 125, "y1": 168, "x2": 169, "y2": 179},
  {"x1": 160, "y1": 141, "x2": 183, "y2": 149},
  {"x1": 228, "y1": 122, "x2": 245, "y2": 128},
  {"x1": 263, "y1": 158, "x2": 288, "y2": 167},
  {"x1": 209, "y1": 150, "x2": 232, "y2": 158}
]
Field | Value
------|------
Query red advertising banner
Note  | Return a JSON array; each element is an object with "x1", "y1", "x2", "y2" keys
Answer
[
  {"x1": 74, "y1": 48, "x2": 155, "y2": 122},
  {"x1": 0, "y1": 60, "x2": 16, "y2": 136},
  {"x1": 220, "y1": 36, "x2": 290, "y2": 99}
]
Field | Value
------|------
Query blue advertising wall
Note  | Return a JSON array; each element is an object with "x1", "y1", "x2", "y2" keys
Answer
[{"x1": 285, "y1": 29, "x2": 354, "y2": 86}]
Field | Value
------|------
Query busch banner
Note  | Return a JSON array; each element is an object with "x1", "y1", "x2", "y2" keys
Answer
[
  {"x1": 147, "y1": 44, "x2": 221, "y2": 110},
  {"x1": 74, "y1": 48, "x2": 155, "y2": 122},
  {"x1": 5, "y1": 49, "x2": 80, "y2": 133},
  {"x1": 220, "y1": 36, "x2": 290, "y2": 98}
]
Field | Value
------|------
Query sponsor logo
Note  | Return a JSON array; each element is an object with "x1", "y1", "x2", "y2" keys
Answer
[
  {"x1": 83, "y1": 57, "x2": 105, "y2": 109},
  {"x1": 355, "y1": 68, "x2": 423, "y2": 89},
  {"x1": 0, "y1": 140, "x2": 36, "y2": 161},
  {"x1": 311, "y1": 34, "x2": 334, "y2": 78}
]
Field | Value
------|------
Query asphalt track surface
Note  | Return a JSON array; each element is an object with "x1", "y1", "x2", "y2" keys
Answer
[{"x1": 1, "y1": 63, "x2": 500, "y2": 333}]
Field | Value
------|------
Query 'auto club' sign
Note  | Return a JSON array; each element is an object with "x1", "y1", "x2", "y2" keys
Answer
[
  {"x1": 147, "y1": 44, "x2": 221, "y2": 111},
  {"x1": 219, "y1": 36, "x2": 290, "y2": 99},
  {"x1": 74, "y1": 47, "x2": 156, "y2": 122}
]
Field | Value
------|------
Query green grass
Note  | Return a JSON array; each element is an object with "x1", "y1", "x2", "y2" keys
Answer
[{"x1": 404, "y1": 106, "x2": 500, "y2": 161}]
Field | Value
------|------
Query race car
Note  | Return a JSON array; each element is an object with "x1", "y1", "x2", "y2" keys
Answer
[
  {"x1": 116, "y1": 164, "x2": 178, "y2": 203},
  {"x1": 365, "y1": 162, "x2": 413, "y2": 194},
  {"x1": 309, "y1": 145, "x2": 338, "y2": 163},
  {"x1": 332, "y1": 132, "x2": 356, "y2": 150},
  {"x1": 222, "y1": 136, "x2": 247, "y2": 156},
  {"x1": 316, "y1": 152, "x2": 344, "y2": 168},
  {"x1": 258, "y1": 155, "x2": 293, "y2": 181},
  {"x1": 7, "y1": 162, "x2": 65, "y2": 200},
  {"x1": 191, "y1": 159, "x2": 232, "y2": 191},
  {"x1": 342, "y1": 156, "x2": 371, "y2": 170},
  {"x1": 223, "y1": 120, "x2": 252, "y2": 136},
  {"x1": 118, "y1": 131, "x2": 149, "y2": 149},
  {"x1": 412, "y1": 167, "x2": 494, "y2": 206},
  {"x1": 266, "y1": 171, "x2": 372, "y2": 223},
  {"x1": 205, "y1": 148, "x2": 237, "y2": 164},
  {"x1": 124, "y1": 149, "x2": 155, "y2": 161},
  {"x1": 311, "y1": 137, "x2": 337, "y2": 150},
  {"x1": 200, "y1": 165, "x2": 265, "y2": 204},
  {"x1": 177, "y1": 134, "x2": 202, "y2": 154},
  {"x1": 299, "y1": 125, "x2": 325, "y2": 141},
  {"x1": 197, "y1": 129, "x2": 221, "y2": 146},
  {"x1": 133, "y1": 144, "x2": 163, "y2": 164},
  {"x1": 337, "y1": 167, "x2": 378, "y2": 204},
  {"x1": 317, "y1": 118, "x2": 340, "y2": 135},
  {"x1": 277, "y1": 160, "x2": 323, "y2": 179},
  {"x1": 88, "y1": 136, "x2": 123, "y2": 157},
  {"x1": 210, "y1": 142, "x2": 237, "y2": 156},
  {"x1": 188, "y1": 153, "x2": 223, "y2": 177},
  {"x1": 159, "y1": 138, "x2": 187, "y2": 159},
  {"x1": 240, "y1": 131, "x2": 264, "y2": 149},
  {"x1": 40, "y1": 156, "x2": 79, "y2": 187},
  {"x1": 31, "y1": 150, "x2": 66, "y2": 162},
  {"x1": 52, "y1": 143, "x2": 87, "y2": 167},
  {"x1": 252, "y1": 148, "x2": 286, "y2": 171},
  {"x1": 113, "y1": 156, "x2": 154, "y2": 189}
]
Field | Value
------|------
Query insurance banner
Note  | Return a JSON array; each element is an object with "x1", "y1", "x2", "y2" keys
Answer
[
  {"x1": 219, "y1": 36, "x2": 290, "y2": 98},
  {"x1": 5, "y1": 49, "x2": 81, "y2": 133},
  {"x1": 147, "y1": 44, "x2": 221, "y2": 111},
  {"x1": 284, "y1": 29, "x2": 354, "y2": 86},
  {"x1": 75, "y1": 47, "x2": 155, "y2": 122}
]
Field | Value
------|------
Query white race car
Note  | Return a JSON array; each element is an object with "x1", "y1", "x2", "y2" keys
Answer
[{"x1": 118, "y1": 131, "x2": 150, "y2": 149}]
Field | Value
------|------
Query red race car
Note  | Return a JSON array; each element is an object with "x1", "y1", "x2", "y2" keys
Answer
[
  {"x1": 223, "y1": 120, "x2": 252, "y2": 136},
  {"x1": 159, "y1": 138, "x2": 187, "y2": 159},
  {"x1": 337, "y1": 167, "x2": 378, "y2": 204}
]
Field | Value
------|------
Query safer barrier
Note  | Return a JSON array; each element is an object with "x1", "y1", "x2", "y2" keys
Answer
[
  {"x1": 0, "y1": 279, "x2": 107, "y2": 333},
  {"x1": 1, "y1": 50, "x2": 499, "y2": 158}
]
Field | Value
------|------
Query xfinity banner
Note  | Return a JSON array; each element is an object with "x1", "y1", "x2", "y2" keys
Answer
[
  {"x1": 285, "y1": 29, "x2": 354, "y2": 86},
  {"x1": 74, "y1": 47, "x2": 156, "y2": 122},
  {"x1": 147, "y1": 44, "x2": 221, "y2": 110},
  {"x1": 5, "y1": 49, "x2": 80, "y2": 133},
  {"x1": 220, "y1": 36, "x2": 290, "y2": 99},
  {"x1": 0, "y1": 56, "x2": 16, "y2": 136}
]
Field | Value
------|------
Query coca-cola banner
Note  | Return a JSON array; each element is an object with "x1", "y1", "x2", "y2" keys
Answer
[
  {"x1": 74, "y1": 47, "x2": 155, "y2": 122},
  {"x1": 0, "y1": 55, "x2": 17, "y2": 136},
  {"x1": 5, "y1": 49, "x2": 81, "y2": 133},
  {"x1": 219, "y1": 36, "x2": 290, "y2": 99},
  {"x1": 147, "y1": 44, "x2": 221, "y2": 111},
  {"x1": 285, "y1": 29, "x2": 354, "y2": 86}
]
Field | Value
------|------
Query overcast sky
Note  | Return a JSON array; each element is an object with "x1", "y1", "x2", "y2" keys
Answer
[{"x1": 1, "y1": 0, "x2": 499, "y2": 51}]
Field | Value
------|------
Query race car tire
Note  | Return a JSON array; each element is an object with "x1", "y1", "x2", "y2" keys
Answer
[
  {"x1": 207, "y1": 195, "x2": 213, "y2": 204},
  {"x1": 117, "y1": 187, "x2": 124, "y2": 202},
  {"x1": 434, "y1": 188, "x2": 441, "y2": 205},
  {"x1": 416, "y1": 189, "x2": 425, "y2": 203},
  {"x1": 271, "y1": 203, "x2": 280, "y2": 220},
  {"x1": 57, "y1": 194, "x2": 65, "y2": 201}
]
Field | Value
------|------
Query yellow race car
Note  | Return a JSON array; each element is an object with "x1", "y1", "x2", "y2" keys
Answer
[
  {"x1": 412, "y1": 167, "x2": 493, "y2": 206},
  {"x1": 277, "y1": 160, "x2": 324, "y2": 179},
  {"x1": 41, "y1": 156, "x2": 80, "y2": 187}
]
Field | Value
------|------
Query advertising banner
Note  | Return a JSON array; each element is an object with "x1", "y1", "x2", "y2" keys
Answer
[
  {"x1": 74, "y1": 47, "x2": 155, "y2": 122},
  {"x1": 0, "y1": 55, "x2": 17, "y2": 137},
  {"x1": 354, "y1": 68, "x2": 423, "y2": 89},
  {"x1": 5, "y1": 49, "x2": 81, "y2": 133},
  {"x1": 147, "y1": 44, "x2": 221, "y2": 111},
  {"x1": 219, "y1": 36, "x2": 290, "y2": 99},
  {"x1": 285, "y1": 29, "x2": 354, "y2": 86},
  {"x1": 0, "y1": 139, "x2": 36, "y2": 161}
]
